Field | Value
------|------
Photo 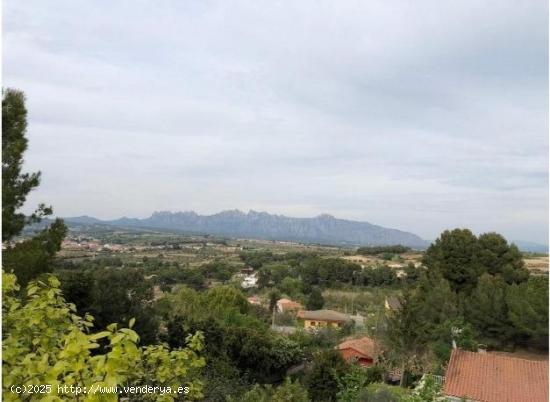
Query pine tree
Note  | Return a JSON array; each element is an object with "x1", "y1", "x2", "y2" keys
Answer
[
  {"x1": 2, "y1": 88, "x2": 67, "y2": 286},
  {"x1": 464, "y1": 274, "x2": 512, "y2": 347}
]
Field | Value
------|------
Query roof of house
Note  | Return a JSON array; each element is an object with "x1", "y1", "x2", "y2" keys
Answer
[
  {"x1": 277, "y1": 298, "x2": 303, "y2": 309},
  {"x1": 444, "y1": 349, "x2": 549, "y2": 402},
  {"x1": 337, "y1": 336, "x2": 378, "y2": 358},
  {"x1": 296, "y1": 309, "x2": 350, "y2": 322}
]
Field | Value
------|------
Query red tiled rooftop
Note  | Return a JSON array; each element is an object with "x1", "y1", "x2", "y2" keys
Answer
[
  {"x1": 444, "y1": 349, "x2": 548, "y2": 402},
  {"x1": 337, "y1": 336, "x2": 379, "y2": 358},
  {"x1": 277, "y1": 298, "x2": 303, "y2": 309}
]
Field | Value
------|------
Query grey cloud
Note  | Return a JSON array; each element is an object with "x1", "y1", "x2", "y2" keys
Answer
[{"x1": 3, "y1": 0, "x2": 548, "y2": 243}]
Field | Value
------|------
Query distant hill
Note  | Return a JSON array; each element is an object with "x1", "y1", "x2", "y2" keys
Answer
[
  {"x1": 512, "y1": 240, "x2": 549, "y2": 254},
  {"x1": 65, "y1": 210, "x2": 429, "y2": 248}
]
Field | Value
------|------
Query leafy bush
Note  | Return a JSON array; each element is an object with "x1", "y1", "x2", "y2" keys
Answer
[{"x1": 2, "y1": 271, "x2": 205, "y2": 401}]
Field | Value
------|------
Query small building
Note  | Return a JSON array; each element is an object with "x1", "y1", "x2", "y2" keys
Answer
[
  {"x1": 276, "y1": 298, "x2": 303, "y2": 313},
  {"x1": 384, "y1": 296, "x2": 401, "y2": 311},
  {"x1": 297, "y1": 309, "x2": 351, "y2": 330},
  {"x1": 443, "y1": 349, "x2": 548, "y2": 402},
  {"x1": 337, "y1": 336, "x2": 379, "y2": 367},
  {"x1": 241, "y1": 273, "x2": 258, "y2": 289}
]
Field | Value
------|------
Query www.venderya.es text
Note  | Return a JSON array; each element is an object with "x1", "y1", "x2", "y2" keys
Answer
[{"x1": 10, "y1": 384, "x2": 190, "y2": 396}]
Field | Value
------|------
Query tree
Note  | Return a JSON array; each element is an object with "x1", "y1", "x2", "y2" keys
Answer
[
  {"x1": 429, "y1": 318, "x2": 478, "y2": 366},
  {"x1": 337, "y1": 363, "x2": 384, "y2": 402},
  {"x1": 424, "y1": 229, "x2": 529, "y2": 294},
  {"x1": 88, "y1": 268, "x2": 159, "y2": 345},
  {"x1": 2, "y1": 218, "x2": 67, "y2": 287},
  {"x1": 305, "y1": 350, "x2": 349, "y2": 402},
  {"x1": 2, "y1": 271, "x2": 205, "y2": 401},
  {"x1": 203, "y1": 285, "x2": 249, "y2": 315},
  {"x1": 404, "y1": 262, "x2": 421, "y2": 284},
  {"x1": 229, "y1": 378, "x2": 309, "y2": 402},
  {"x1": 476, "y1": 233, "x2": 528, "y2": 284},
  {"x1": 464, "y1": 274, "x2": 512, "y2": 348},
  {"x1": 2, "y1": 88, "x2": 67, "y2": 286},
  {"x1": 355, "y1": 383, "x2": 409, "y2": 402},
  {"x1": 380, "y1": 291, "x2": 431, "y2": 387},
  {"x1": 411, "y1": 271, "x2": 457, "y2": 343},
  {"x1": 268, "y1": 288, "x2": 282, "y2": 312},
  {"x1": 306, "y1": 287, "x2": 325, "y2": 310},
  {"x1": 423, "y1": 229, "x2": 481, "y2": 293},
  {"x1": 280, "y1": 276, "x2": 303, "y2": 298},
  {"x1": 507, "y1": 276, "x2": 548, "y2": 350},
  {"x1": 2, "y1": 89, "x2": 47, "y2": 242}
]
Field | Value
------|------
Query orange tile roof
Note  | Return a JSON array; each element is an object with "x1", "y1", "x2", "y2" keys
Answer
[
  {"x1": 337, "y1": 336, "x2": 379, "y2": 358},
  {"x1": 277, "y1": 298, "x2": 303, "y2": 310},
  {"x1": 444, "y1": 349, "x2": 548, "y2": 402}
]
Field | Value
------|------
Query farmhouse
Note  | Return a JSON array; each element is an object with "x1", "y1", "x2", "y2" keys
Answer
[
  {"x1": 297, "y1": 309, "x2": 351, "y2": 329},
  {"x1": 443, "y1": 349, "x2": 548, "y2": 402},
  {"x1": 276, "y1": 298, "x2": 303, "y2": 313},
  {"x1": 336, "y1": 336, "x2": 379, "y2": 367}
]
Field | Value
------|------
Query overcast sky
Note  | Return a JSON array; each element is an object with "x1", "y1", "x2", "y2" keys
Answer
[{"x1": 3, "y1": 0, "x2": 548, "y2": 243}]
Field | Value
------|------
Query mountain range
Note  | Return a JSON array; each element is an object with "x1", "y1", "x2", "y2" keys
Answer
[
  {"x1": 65, "y1": 210, "x2": 429, "y2": 248},
  {"x1": 63, "y1": 210, "x2": 549, "y2": 252}
]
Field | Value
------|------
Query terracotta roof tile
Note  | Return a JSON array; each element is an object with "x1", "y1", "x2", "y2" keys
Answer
[
  {"x1": 444, "y1": 349, "x2": 548, "y2": 402},
  {"x1": 337, "y1": 336, "x2": 379, "y2": 358}
]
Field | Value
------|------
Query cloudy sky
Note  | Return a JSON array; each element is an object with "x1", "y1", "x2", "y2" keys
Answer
[{"x1": 3, "y1": 0, "x2": 548, "y2": 243}]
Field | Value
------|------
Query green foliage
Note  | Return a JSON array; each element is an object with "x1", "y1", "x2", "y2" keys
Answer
[
  {"x1": 148, "y1": 263, "x2": 206, "y2": 291},
  {"x1": 203, "y1": 285, "x2": 249, "y2": 315},
  {"x1": 463, "y1": 274, "x2": 512, "y2": 348},
  {"x1": 201, "y1": 260, "x2": 239, "y2": 282},
  {"x1": 429, "y1": 318, "x2": 478, "y2": 368},
  {"x1": 476, "y1": 233, "x2": 528, "y2": 284},
  {"x1": 379, "y1": 291, "x2": 432, "y2": 386},
  {"x1": 268, "y1": 288, "x2": 282, "y2": 311},
  {"x1": 406, "y1": 375, "x2": 442, "y2": 402},
  {"x1": 423, "y1": 229, "x2": 482, "y2": 293},
  {"x1": 506, "y1": 276, "x2": 548, "y2": 349},
  {"x1": 2, "y1": 271, "x2": 205, "y2": 401},
  {"x1": 280, "y1": 276, "x2": 304, "y2": 298},
  {"x1": 228, "y1": 378, "x2": 309, "y2": 402},
  {"x1": 258, "y1": 263, "x2": 293, "y2": 288},
  {"x1": 356, "y1": 246, "x2": 411, "y2": 256},
  {"x1": 356, "y1": 266, "x2": 399, "y2": 287},
  {"x1": 337, "y1": 364, "x2": 385, "y2": 402},
  {"x1": 2, "y1": 89, "x2": 49, "y2": 242},
  {"x1": 163, "y1": 286, "x2": 303, "y2": 390},
  {"x1": 424, "y1": 229, "x2": 528, "y2": 293},
  {"x1": 299, "y1": 257, "x2": 362, "y2": 289},
  {"x1": 3, "y1": 218, "x2": 67, "y2": 287},
  {"x1": 2, "y1": 88, "x2": 68, "y2": 287},
  {"x1": 305, "y1": 350, "x2": 349, "y2": 402},
  {"x1": 355, "y1": 383, "x2": 409, "y2": 402},
  {"x1": 58, "y1": 267, "x2": 159, "y2": 345},
  {"x1": 288, "y1": 328, "x2": 341, "y2": 359},
  {"x1": 403, "y1": 263, "x2": 421, "y2": 284},
  {"x1": 239, "y1": 250, "x2": 275, "y2": 269},
  {"x1": 412, "y1": 272, "x2": 458, "y2": 343},
  {"x1": 306, "y1": 287, "x2": 325, "y2": 310}
]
